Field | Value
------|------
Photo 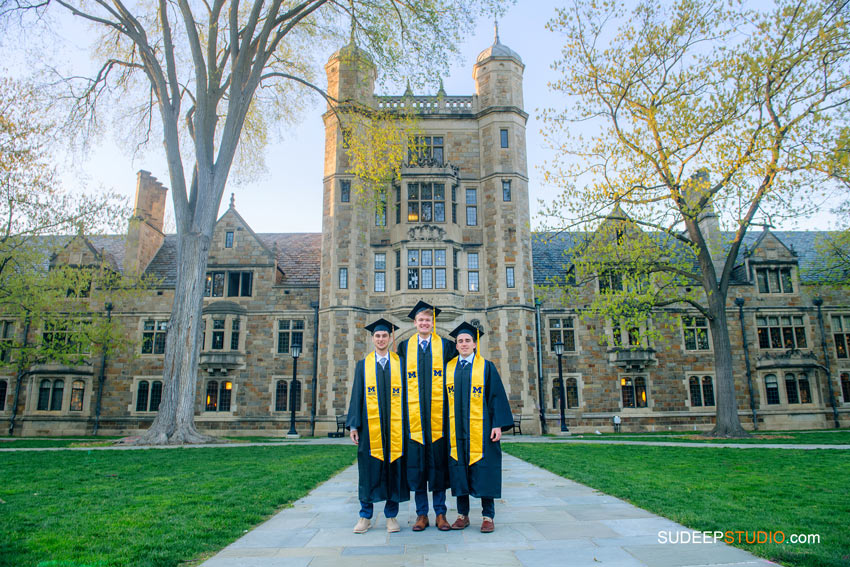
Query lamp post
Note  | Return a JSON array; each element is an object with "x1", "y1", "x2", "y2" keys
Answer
[
  {"x1": 534, "y1": 298, "x2": 547, "y2": 434},
  {"x1": 287, "y1": 343, "x2": 301, "y2": 438},
  {"x1": 735, "y1": 297, "x2": 758, "y2": 430},
  {"x1": 92, "y1": 302, "x2": 113, "y2": 436},
  {"x1": 553, "y1": 341, "x2": 568, "y2": 432}
]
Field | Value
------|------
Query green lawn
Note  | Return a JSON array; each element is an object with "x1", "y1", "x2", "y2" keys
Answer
[
  {"x1": 0, "y1": 439, "x2": 119, "y2": 448},
  {"x1": 222, "y1": 436, "x2": 325, "y2": 443},
  {"x1": 0, "y1": 436, "x2": 323, "y2": 448},
  {"x1": 560, "y1": 429, "x2": 850, "y2": 445},
  {"x1": 504, "y1": 443, "x2": 850, "y2": 567},
  {"x1": 4, "y1": 429, "x2": 847, "y2": 448},
  {"x1": 0, "y1": 445, "x2": 354, "y2": 567}
]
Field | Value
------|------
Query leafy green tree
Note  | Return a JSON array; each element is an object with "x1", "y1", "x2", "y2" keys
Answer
[
  {"x1": 811, "y1": 229, "x2": 850, "y2": 285},
  {"x1": 3, "y1": 251, "x2": 157, "y2": 435},
  {"x1": 539, "y1": 0, "x2": 850, "y2": 436},
  {"x1": 1, "y1": 79, "x2": 147, "y2": 433}
]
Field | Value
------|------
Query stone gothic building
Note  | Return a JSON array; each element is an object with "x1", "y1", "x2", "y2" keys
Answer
[{"x1": 2, "y1": 34, "x2": 849, "y2": 436}]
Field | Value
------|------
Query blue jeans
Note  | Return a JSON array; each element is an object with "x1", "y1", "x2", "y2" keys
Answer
[
  {"x1": 359, "y1": 500, "x2": 399, "y2": 519},
  {"x1": 414, "y1": 489, "x2": 447, "y2": 516},
  {"x1": 457, "y1": 495, "x2": 495, "y2": 519}
]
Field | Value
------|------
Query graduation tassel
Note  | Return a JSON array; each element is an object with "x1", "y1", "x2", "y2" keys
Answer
[
  {"x1": 476, "y1": 327, "x2": 480, "y2": 355},
  {"x1": 432, "y1": 308, "x2": 437, "y2": 343}
]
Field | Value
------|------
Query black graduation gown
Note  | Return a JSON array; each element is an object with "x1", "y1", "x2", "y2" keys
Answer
[
  {"x1": 447, "y1": 357, "x2": 514, "y2": 499},
  {"x1": 397, "y1": 336, "x2": 457, "y2": 493},
  {"x1": 346, "y1": 358, "x2": 410, "y2": 504}
]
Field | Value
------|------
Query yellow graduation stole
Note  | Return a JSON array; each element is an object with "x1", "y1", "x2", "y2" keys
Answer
[
  {"x1": 405, "y1": 333, "x2": 444, "y2": 444},
  {"x1": 446, "y1": 355, "x2": 486, "y2": 465},
  {"x1": 364, "y1": 351, "x2": 403, "y2": 462}
]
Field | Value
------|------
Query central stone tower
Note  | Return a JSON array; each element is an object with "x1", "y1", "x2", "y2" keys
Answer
[{"x1": 316, "y1": 28, "x2": 538, "y2": 430}]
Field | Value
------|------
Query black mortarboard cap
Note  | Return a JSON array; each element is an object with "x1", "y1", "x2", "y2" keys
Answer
[
  {"x1": 407, "y1": 300, "x2": 441, "y2": 320},
  {"x1": 449, "y1": 321, "x2": 484, "y2": 339},
  {"x1": 365, "y1": 318, "x2": 399, "y2": 335}
]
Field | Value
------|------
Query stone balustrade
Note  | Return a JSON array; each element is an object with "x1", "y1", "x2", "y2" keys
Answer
[{"x1": 376, "y1": 95, "x2": 476, "y2": 114}]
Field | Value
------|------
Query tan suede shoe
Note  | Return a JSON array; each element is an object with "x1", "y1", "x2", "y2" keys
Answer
[
  {"x1": 353, "y1": 517, "x2": 371, "y2": 534},
  {"x1": 386, "y1": 517, "x2": 400, "y2": 533}
]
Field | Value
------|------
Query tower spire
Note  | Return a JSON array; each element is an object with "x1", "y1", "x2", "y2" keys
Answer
[
  {"x1": 348, "y1": 0, "x2": 356, "y2": 45},
  {"x1": 494, "y1": 18, "x2": 500, "y2": 44}
]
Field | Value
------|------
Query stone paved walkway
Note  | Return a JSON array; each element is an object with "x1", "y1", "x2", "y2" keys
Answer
[{"x1": 199, "y1": 454, "x2": 778, "y2": 567}]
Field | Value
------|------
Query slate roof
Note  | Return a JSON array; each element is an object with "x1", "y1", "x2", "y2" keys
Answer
[
  {"x1": 257, "y1": 233, "x2": 322, "y2": 287},
  {"x1": 25, "y1": 234, "x2": 127, "y2": 273},
  {"x1": 40, "y1": 226, "x2": 845, "y2": 290},
  {"x1": 143, "y1": 233, "x2": 322, "y2": 288},
  {"x1": 738, "y1": 230, "x2": 843, "y2": 283},
  {"x1": 87, "y1": 235, "x2": 127, "y2": 271},
  {"x1": 531, "y1": 229, "x2": 844, "y2": 287},
  {"x1": 531, "y1": 232, "x2": 589, "y2": 286},
  {"x1": 145, "y1": 234, "x2": 178, "y2": 286}
]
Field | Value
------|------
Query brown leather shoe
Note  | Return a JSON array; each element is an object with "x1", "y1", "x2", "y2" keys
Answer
[
  {"x1": 412, "y1": 515, "x2": 429, "y2": 531},
  {"x1": 480, "y1": 517, "x2": 495, "y2": 533},
  {"x1": 451, "y1": 515, "x2": 470, "y2": 530},
  {"x1": 435, "y1": 514, "x2": 451, "y2": 531}
]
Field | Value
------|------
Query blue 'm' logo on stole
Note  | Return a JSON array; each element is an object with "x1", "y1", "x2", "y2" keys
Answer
[
  {"x1": 447, "y1": 385, "x2": 454, "y2": 394},
  {"x1": 392, "y1": 387, "x2": 400, "y2": 396},
  {"x1": 434, "y1": 370, "x2": 442, "y2": 377},
  {"x1": 408, "y1": 371, "x2": 417, "y2": 379},
  {"x1": 367, "y1": 386, "x2": 376, "y2": 394},
  {"x1": 472, "y1": 386, "x2": 482, "y2": 396}
]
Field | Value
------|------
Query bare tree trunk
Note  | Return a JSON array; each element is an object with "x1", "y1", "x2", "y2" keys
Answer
[
  {"x1": 136, "y1": 231, "x2": 218, "y2": 444},
  {"x1": 708, "y1": 294, "x2": 749, "y2": 438}
]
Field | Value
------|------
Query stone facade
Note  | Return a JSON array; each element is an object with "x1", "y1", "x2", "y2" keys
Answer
[
  {"x1": 1, "y1": 34, "x2": 849, "y2": 436},
  {"x1": 316, "y1": 33, "x2": 537, "y2": 434},
  {"x1": 534, "y1": 229, "x2": 850, "y2": 433}
]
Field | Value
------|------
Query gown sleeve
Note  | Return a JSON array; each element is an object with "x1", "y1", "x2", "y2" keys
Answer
[
  {"x1": 443, "y1": 337, "x2": 458, "y2": 363},
  {"x1": 346, "y1": 360, "x2": 364, "y2": 431},
  {"x1": 486, "y1": 361, "x2": 514, "y2": 431}
]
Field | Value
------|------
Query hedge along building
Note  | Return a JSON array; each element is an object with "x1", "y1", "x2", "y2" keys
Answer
[{"x1": 2, "y1": 32, "x2": 850, "y2": 436}]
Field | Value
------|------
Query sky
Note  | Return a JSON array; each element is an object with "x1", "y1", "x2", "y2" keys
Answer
[{"x1": 3, "y1": 1, "x2": 844, "y2": 235}]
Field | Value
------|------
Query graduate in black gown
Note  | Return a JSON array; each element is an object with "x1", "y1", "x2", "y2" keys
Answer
[
  {"x1": 445, "y1": 321, "x2": 513, "y2": 533},
  {"x1": 346, "y1": 318, "x2": 409, "y2": 534},
  {"x1": 397, "y1": 300, "x2": 457, "y2": 532}
]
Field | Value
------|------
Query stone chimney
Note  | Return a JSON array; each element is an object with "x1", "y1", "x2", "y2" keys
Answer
[
  {"x1": 124, "y1": 170, "x2": 168, "y2": 274},
  {"x1": 683, "y1": 169, "x2": 725, "y2": 278}
]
